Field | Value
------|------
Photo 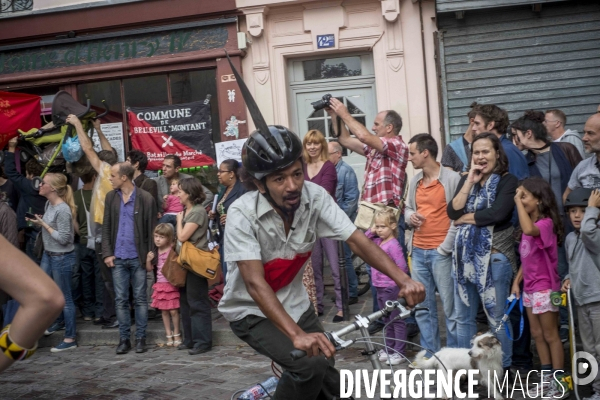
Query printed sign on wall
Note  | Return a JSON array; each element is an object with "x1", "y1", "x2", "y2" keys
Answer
[
  {"x1": 214, "y1": 138, "x2": 247, "y2": 167},
  {"x1": 92, "y1": 123, "x2": 126, "y2": 162},
  {"x1": 128, "y1": 101, "x2": 216, "y2": 170}
]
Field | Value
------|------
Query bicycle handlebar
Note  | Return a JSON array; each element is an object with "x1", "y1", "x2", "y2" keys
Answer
[{"x1": 290, "y1": 298, "x2": 409, "y2": 361}]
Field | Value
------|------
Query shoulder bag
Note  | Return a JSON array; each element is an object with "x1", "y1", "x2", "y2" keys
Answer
[
  {"x1": 161, "y1": 248, "x2": 187, "y2": 287},
  {"x1": 354, "y1": 182, "x2": 408, "y2": 230},
  {"x1": 178, "y1": 234, "x2": 221, "y2": 280}
]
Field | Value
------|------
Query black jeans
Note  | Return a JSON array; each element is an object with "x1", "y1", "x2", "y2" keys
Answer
[
  {"x1": 179, "y1": 272, "x2": 212, "y2": 350},
  {"x1": 95, "y1": 242, "x2": 116, "y2": 321},
  {"x1": 78, "y1": 243, "x2": 104, "y2": 318},
  {"x1": 230, "y1": 307, "x2": 340, "y2": 400}
]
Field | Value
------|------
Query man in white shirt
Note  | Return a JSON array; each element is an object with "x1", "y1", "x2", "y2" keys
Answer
[{"x1": 219, "y1": 125, "x2": 424, "y2": 400}]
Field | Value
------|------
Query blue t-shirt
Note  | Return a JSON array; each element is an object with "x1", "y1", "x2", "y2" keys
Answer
[
  {"x1": 501, "y1": 135, "x2": 529, "y2": 181},
  {"x1": 501, "y1": 135, "x2": 529, "y2": 226}
]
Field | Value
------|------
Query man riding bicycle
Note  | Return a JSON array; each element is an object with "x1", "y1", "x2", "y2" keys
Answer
[{"x1": 218, "y1": 124, "x2": 425, "y2": 400}]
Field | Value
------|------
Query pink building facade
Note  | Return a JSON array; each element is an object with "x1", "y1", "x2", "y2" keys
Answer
[{"x1": 236, "y1": 0, "x2": 441, "y2": 181}]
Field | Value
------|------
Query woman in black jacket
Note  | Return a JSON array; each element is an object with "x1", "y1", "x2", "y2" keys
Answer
[
  {"x1": 208, "y1": 159, "x2": 245, "y2": 283},
  {"x1": 447, "y1": 132, "x2": 517, "y2": 371}
]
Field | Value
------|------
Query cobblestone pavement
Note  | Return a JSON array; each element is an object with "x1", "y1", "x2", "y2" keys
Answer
[
  {"x1": 0, "y1": 342, "x2": 407, "y2": 400},
  {"x1": 3, "y1": 284, "x2": 587, "y2": 400},
  {"x1": 2, "y1": 341, "x2": 589, "y2": 399}
]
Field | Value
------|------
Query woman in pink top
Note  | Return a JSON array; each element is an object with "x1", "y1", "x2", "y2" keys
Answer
[
  {"x1": 302, "y1": 129, "x2": 343, "y2": 322},
  {"x1": 511, "y1": 177, "x2": 567, "y2": 395}
]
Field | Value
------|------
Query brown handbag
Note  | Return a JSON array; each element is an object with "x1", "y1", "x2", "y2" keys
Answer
[
  {"x1": 162, "y1": 248, "x2": 187, "y2": 287},
  {"x1": 178, "y1": 240, "x2": 221, "y2": 280}
]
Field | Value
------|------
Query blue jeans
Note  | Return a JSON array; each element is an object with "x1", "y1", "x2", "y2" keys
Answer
[
  {"x1": 453, "y1": 252, "x2": 513, "y2": 368},
  {"x1": 78, "y1": 244, "x2": 103, "y2": 318},
  {"x1": 158, "y1": 214, "x2": 177, "y2": 227},
  {"x1": 112, "y1": 258, "x2": 148, "y2": 339},
  {"x1": 342, "y1": 242, "x2": 358, "y2": 298},
  {"x1": 41, "y1": 251, "x2": 77, "y2": 339},
  {"x1": 411, "y1": 248, "x2": 458, "y2": 354}
]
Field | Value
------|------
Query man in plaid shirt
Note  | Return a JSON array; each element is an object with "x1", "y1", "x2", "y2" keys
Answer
[
  {"x1": 327, "y1": 98, "x2": 408, "y2": 208},
  {"x1": 327, "y1": 98, "x2": 413, "y2": 336}
]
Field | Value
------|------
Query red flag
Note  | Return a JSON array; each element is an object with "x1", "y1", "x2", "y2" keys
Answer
[{"x1": 0, "y1": 91, "x2": 41, "y2": 149}]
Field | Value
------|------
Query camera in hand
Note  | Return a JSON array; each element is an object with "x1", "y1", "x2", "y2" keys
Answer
[{"x1": 311, "y1": 94, "x2": 333, "y2": 111}]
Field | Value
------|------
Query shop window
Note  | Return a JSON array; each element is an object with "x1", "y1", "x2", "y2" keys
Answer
[
  {"x1": 170, "y1": 70, "x2": 221, "y2": 144},
  {"x1": 74, "y1": 70, "x2": 220, "y2": 185},
  {"x1": 303, "y1": 56, "x2": 362, "y2": 81},
  {"x1": 123, "y1": 75, "x2": 169, "y2": 108},
  {"x1": 77, "y1": 80, "x2": 123, "y2": 121}
]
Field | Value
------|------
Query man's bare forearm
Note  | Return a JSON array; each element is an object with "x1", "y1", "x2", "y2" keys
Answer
[
  {"x1": 332, "y1": 116, "x2": 365, "y2": 155},
  {"x1": 76, "y1": 124, "x2": 94, "y2": 153},
  {"x1": 95, "y1": 124, "x2": 112, "y2": 151}
]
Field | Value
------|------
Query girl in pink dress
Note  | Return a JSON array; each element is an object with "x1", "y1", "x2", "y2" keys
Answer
[{"x1": 146, "y1": 223, "x2": 181, "y2": 347}]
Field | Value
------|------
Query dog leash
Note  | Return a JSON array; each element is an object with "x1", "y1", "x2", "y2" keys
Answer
[{"x1": 494, "y1": 294, "x2": 523, "y2": 341}]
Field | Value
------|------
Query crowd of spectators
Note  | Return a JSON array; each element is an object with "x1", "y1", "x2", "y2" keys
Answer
[{"x1": 1, "y1": 102, "x2": 600, "y2": 400}]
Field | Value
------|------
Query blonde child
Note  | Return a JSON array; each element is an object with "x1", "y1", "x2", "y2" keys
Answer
[
  {"x1": 511, "y1": 177, "x2": 568, "y2": 397},
  {"x1": 159, "y1": 179, "x2": 184, "y2": 226},
  {"x1": 146, "y1": 223, "x2": 181, "y2": 346},
  {"x1": 365, "y1": 209, "x2": 409, "y2": 366}
]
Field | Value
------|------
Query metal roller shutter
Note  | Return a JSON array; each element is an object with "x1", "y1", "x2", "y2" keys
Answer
[{"x1": 438, "y1": 1, "x2": 600, "y2": 143}]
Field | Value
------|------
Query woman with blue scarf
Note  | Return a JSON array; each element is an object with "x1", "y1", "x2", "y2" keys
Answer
[{"x1": 448, "y1": 132, "x2": 518, "y2": 372}]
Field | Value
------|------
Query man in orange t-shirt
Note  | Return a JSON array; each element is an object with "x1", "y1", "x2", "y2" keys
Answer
[{"x1": 405, "y1": 134, "x2": 461, "y2": 355}]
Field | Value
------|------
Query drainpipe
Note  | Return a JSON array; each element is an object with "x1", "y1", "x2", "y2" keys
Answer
[{"x1": 419, "y1": 0, "x2": 432, "y2": 135}]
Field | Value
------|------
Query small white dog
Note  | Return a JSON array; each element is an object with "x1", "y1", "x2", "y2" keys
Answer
[{"x1": 412, "y1": 331, "x2": 504, "y2": 400}]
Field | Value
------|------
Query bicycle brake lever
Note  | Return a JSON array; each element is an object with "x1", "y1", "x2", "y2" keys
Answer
[{"x1": 330, "y1": 332, "x2": 353, "y2": 350}]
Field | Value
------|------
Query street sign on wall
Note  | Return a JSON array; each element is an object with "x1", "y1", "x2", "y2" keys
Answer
[{"x1": 316, "y1": 34, "x2": 335, "y2": 49}]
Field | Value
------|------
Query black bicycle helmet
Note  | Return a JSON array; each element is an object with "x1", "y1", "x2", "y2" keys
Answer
[
  {"x1": 564, "y1": 187, "x2": 593, "y2": 210},
  {"x1": 242, "y1": 125, "x2": 302, "y2": 180}
]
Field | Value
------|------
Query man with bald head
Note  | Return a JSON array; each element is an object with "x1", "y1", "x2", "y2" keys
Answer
[
  {"x1": 328, "y1": 141, "x2": 360, "y2": 303},
  {"x1": 564, "y1": 113, "x2": 600, "y2": 202}
]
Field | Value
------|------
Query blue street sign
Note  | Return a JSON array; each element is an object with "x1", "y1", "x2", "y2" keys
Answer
[{"x1": 317, "y1": 34, "x2": 335, "y2": 49}]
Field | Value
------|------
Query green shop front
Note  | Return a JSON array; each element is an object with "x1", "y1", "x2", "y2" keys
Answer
[{"x1": 0, "y1": 16, "x2": 248, "y2": 190}]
